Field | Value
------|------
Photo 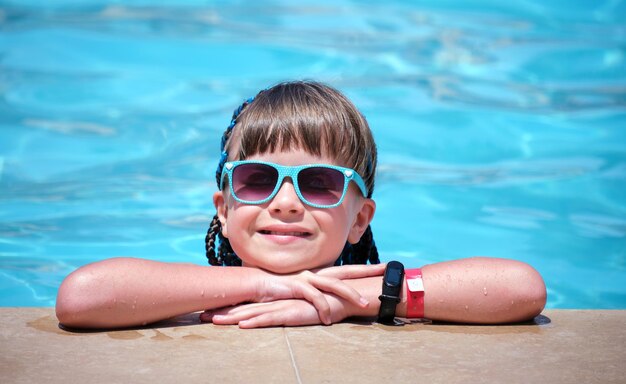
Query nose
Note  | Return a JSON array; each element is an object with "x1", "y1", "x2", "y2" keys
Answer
[{"x1": 267, "y1": 178, "x2": 305, "y2": 215}]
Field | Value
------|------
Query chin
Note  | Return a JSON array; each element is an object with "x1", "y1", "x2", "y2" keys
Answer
[
  {"x1": 254, "y1": 257, "x2": 318, "y2": 274},
  {"x1": 260, "y1": 262, "x2": 306, "y2": 274}
]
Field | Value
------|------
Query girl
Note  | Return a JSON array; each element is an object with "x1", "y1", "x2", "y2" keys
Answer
[{"x1": 56, "y1": 81, "x2": 546, "y2": 329}]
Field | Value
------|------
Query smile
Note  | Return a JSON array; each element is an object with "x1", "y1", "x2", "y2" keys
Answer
[{"x1": 259, "y1": 230, "x2": 310, "y2": 237}]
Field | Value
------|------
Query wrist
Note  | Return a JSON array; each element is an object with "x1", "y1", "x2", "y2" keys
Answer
[
  {"x1": 341, "y1": 276, "x2": 382, "y2": 318},
  {"x1": 249, "y1": 267, "x2": 274, "y2": 303}
]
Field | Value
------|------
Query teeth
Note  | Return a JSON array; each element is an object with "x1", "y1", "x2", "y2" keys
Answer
[{"x1": 262, "y1": 230, "x2": 308, "y2": 236}]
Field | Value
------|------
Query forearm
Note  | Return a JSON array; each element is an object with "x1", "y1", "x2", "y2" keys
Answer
[
  {"x1": 344, "y1": 257, "x2": 547, "y2": 324},
  {"x1": 56, "y1": 257, "x2": 259, "y2": 329},
  {"x1": 417, "y1": 257, "x2": 546, "y2": 323}
]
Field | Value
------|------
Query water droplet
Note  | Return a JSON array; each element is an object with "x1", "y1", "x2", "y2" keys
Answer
[
  {"x1": 200, "y1": 290, "x2": 205, "y2": 297},
  {"x1": 220, "y1": 292, "x2": 226, "y2": 298},
  {"x1": 483, "y1": 287, "x2": 488, "y2": 296},
  {"x1": 464, "y1": 305, "x2": 469, "y2": 311}
]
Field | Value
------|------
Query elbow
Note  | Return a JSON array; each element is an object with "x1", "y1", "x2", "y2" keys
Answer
[
  {"x1": 55, "y1": 263, "x2": 112, "y2": 328},
  {"x1": 55, "y1": 268, "x2": 92, "y2": 327},
  {"x1": 508, "y1": 261, "x2": 547, "y2": 322},
  {"x1": 527, "y1": 266, "x2": 547, "y2": 317}
]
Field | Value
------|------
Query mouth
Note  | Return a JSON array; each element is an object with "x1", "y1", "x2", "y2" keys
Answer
[{"x1": 259, "y1": 230, "x2": 311, "y2": 237}]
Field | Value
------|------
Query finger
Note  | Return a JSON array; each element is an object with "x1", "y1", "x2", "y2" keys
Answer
[
  {"x1": 315, "y1": 263, "x2": 386, "y2": 279},
  {"x1": 200, "y1": 308, "x2": 236, "y2": 323},
  {"x1": 205, "y1": 303, "x2": 275, "y2": 324},
  {"x1": 238, "y1": 312, "x2": 290, "y2": 329},
  {"x1": 212, "y1": 313, "x2": 249, "y2": 325},
  {"x1": 210, "y1": 300, "x2": 327, "y2": 328},
  {"x1": 238, "y1": 311, "x2": 319, "y2": 329},
  {"x1": 214, "y1": 307, "x2": 288, "y2": 327},
  {"x1": 199, "y1": 304, "x2": 257, "y2": 323},
  {"x1": 305, "y1": 274, "x2": 370, "y2": 308},
  {"x1": 291, "y1": 280, "x2": 331, "y2": 325}
]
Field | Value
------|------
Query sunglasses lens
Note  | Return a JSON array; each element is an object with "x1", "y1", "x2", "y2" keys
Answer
[
  {"x1": 298, "y1": 167, "x2": 345, "y2": 206},
  {"x1": 232, "y1": 163, "x2": 278, "y2": 202}
]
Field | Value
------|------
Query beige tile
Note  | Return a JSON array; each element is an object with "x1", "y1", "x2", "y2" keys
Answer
[
  {"x1": 1, "y1": 308, "x2": 624, "y2": 384},
  {"x1": 1, "y1": 308, "x2": 297, "y2": 383},
  {"x1": 284, "y1": 310, "x2": 625, "y2": 384}
]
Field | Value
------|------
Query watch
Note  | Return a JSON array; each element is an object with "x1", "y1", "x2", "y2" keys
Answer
[{"x1": 377, "y1": 261, "x2": 405, "y2": 324}]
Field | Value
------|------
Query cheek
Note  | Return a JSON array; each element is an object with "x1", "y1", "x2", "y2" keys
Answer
[
  {"x1": 318, "y1": 209, "x2": 352, "y2": 240},
  {"x1": 229, "y1": 204, "x2": 252, "y2": 222},
  {"x1": 223, "y1": 204, "x2": 257, "y2": 234}
]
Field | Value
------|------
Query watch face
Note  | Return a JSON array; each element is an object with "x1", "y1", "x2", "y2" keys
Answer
[{"x1": 385, "y1": 261, "x2": 404, "y2": 286}]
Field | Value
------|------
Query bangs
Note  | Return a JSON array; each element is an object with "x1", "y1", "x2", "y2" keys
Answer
[{"x1": 237, "y1": 105, "x2": 355, "y2": 165}]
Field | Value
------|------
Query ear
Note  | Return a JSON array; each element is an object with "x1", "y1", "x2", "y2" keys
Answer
[
  {"x1": 348, "y1": 198, "x2": 376, "y2": 244},
  {"x1": 213, "y1": 191, "x2": 229, "y2": 238}
]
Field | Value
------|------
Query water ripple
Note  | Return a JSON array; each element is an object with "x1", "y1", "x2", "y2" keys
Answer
[
  {"x1": 570, "y1": 214, "x2": 626, "y2": 238},
  {"x1": 479, "y1": 206, "x2": 556, "y2": 230},
  {"x1": 377, "y1": 157, "x2": 604, "y2": 186},
  {"x1": 24, "y1": 118, "x2": 117, "y2": 136},
  {"x1": 0, "y1": 1, "x2": 624, "y2": 309}
]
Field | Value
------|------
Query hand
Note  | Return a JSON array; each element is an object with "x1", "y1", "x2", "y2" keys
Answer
[
  {"x1": 253, "y1": 264, "x2": 385, "y2": 325},
  {"x1": 200, "y1": 298, "x2": 346, "y2": 328}
]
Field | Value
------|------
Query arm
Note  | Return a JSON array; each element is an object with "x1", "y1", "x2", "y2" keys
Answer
[
  {"x1": 342, "y1": 257, "x2": 546, "y2": 323},
  {"x1": 205, "y1": 257, "x2": 547, "y2": 327},
  {"x1": 417, "y1": 257, "x2": 546, "y2": 323},
  {"x1": 55, "y1": 257, "x2": 383, "y2": 329}
]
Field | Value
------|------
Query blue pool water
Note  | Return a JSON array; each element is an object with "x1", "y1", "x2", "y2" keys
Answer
[{"x1": 0, "y1": 1, "x2": 625, "y2": 309}]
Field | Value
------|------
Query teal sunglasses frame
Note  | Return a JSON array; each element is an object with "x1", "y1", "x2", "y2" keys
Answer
[{"x1": 220, "y1": 160, "x2": 368, "y2": 208}]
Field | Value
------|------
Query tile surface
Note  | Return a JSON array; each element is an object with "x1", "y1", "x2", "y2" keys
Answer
[{"x1": 1, "y1": 308, "x2": 624, "y2": 383}]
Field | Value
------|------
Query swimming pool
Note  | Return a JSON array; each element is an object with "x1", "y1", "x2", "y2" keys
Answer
[{"x1": 0, "y1": 0, "x2": 624, "y2": 309}]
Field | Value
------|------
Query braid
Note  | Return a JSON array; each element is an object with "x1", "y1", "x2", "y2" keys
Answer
[
  {"x1": 204, "y1": 214, "x2": 243, "y2": 266},
  {"x1": 215, "y1": 95, "x2": 256, "y2": 187},
  {"x1": 363, "y1": 225, "x2": 380, "y2": 264},
  {"x1": 206, "y1": 94, "x2": 258, "y2": 266},
  {"x1": 336, "y1": 225, "x2": 380, "y2": 265},
  {"x1": 205, "y1": 214, "x2": 221, "y2": 265},
  {"x1": 217, "y1": 233, "x2": 241, "y2": 266}
]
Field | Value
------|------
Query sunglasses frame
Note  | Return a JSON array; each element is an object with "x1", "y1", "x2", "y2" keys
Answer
[{"x1": 220, "y1": 160, "x2": 368, "y2": 208}]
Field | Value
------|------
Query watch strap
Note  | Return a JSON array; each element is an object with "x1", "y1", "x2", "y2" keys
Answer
[
  {"x1": 377, "y1": 261, "x2": 404, "y2": 324},
  {"x1": 405, "y1": 268, "x2": 425, "y2": 318}
]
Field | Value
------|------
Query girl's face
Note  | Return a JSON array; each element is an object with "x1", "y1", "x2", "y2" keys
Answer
[{"x1": 213, "y1": 148, "x2": 376, "y2": 274}]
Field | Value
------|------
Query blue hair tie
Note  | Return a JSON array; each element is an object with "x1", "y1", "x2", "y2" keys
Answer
[{"x1": 215, "y1": 95, "x2": 257, "y2": 187}]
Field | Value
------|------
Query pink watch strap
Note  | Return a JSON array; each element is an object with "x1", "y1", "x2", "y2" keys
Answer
[{"x1": 405, "y1": 268, "x2": 424, "y2": 318}]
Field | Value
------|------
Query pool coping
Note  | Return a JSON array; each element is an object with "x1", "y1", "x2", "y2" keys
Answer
[{"x1": 1, "y1": 308, "x2": 624, "y2": 383}]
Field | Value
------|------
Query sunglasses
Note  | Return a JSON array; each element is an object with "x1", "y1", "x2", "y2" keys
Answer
[{"x1": 220, "y1": 160, "x2": 368, "y2": 208}]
